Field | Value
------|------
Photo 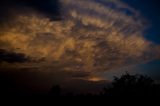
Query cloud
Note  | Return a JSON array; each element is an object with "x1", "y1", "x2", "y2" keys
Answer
[
  {"x1": 0, "y1": 49, "x2": 29, "y2": 63},
  {"x1": 0, "y1": 0, "x2": 160, "y2": 81},
  {"x1": 0, "y1": 0, "x2": 61, "y2": 22}
]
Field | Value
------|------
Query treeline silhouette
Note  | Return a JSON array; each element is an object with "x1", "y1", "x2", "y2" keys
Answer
[
  {"x1": 49, "y1": 73, "x2": 160, "y2": 97},
  {"x1": 0, "y1": 72, "x2": 160, "y2": 97},
  {"x1": 102, "y1": 72, "x2": 160, "y2": 96}
]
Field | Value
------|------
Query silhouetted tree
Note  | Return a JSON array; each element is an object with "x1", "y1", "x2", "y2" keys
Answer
[{"x1": 103, "y1": 72, "x2": 156, "y2": 96}]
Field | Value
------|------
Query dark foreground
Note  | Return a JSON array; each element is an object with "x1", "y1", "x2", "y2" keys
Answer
[{"x1": 0, "y1": 72, "x2": 160, "y2": 97}]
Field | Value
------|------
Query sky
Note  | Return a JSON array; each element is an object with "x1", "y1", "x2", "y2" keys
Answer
[
  {"x1": 123, "y1": 0, "x2": 160, "y2": 43},
  {"x1": 122, "y1": 0, "x2": 160, "y2": 82},
  {"x1": 0, "y1": 0, "x2": 160, "y2": 94}
]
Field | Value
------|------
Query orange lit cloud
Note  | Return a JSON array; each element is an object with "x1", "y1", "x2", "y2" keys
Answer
[{"x1": 0, "y1": 0, "x2": 160, "y2": 80}]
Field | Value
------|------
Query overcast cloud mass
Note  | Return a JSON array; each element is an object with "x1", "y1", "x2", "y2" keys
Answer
[{"x1": 0, "y1": 0, "x2": 160, "y2": 84}]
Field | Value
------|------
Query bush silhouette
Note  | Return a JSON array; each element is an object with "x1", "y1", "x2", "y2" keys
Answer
[{"x1": 103, "y1": 72, "x2": 156, "y2": 96}]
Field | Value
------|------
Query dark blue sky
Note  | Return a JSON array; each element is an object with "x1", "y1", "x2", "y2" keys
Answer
[
  {"x1": 123, "y1": 0, "x2": 160, "y2": 44},
  {"x1": 122, "y1": 0, "x2": 160, "y2": 81}
]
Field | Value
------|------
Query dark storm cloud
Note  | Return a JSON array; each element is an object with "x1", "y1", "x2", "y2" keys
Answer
[
  {"x1": 0, "y1": 49, "x2": 29, "y2": 63},
  {"x1": 0, "y1": 68, "x2": 107, "y2": 95},
  {"x1": 0, "y1": 0, "x2": 61, "y2": 22}
]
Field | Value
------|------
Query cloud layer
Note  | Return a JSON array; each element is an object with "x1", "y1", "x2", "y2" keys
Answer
[{"x1": 0, "y1": 0, "x2": 160, "y2": 80}]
